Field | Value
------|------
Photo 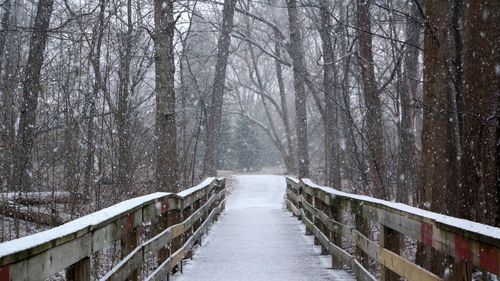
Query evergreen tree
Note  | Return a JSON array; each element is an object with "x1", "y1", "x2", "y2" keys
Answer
[{"x1": 234, "y1": 117, "x2": 262, "y2": 172}]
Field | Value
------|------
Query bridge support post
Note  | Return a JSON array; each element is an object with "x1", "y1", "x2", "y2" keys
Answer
[
  {"x1": 380, "y1": 225, "x2": 400, "y2": 281},
  {"x1": 329, "y1": 204, "x2": 342, "y2": 269},
  {"x1": 312, "y1": 195, "x2": 320, "y2": 246},
  {"x1": 353, "y1": 202, "x2": 370, "y2": 269},
  {"x1": 185, "y1": 203, "x2": 195, "y2": 259},
  {"x1": 304, "y1": 192, "x2": 313, "y2": 236},
  {"x1": 121, "y1": 220, "x2": 141, "y2": 281},
  {"x1": 66, "y1": 257, "x2": 90, "y2": 281},
  {"x1": 169, "y1": 204, "x2": 183, "y2": 274},
  {"x1": 448, "y1": 260, "x2": 472, "y2": 281}
]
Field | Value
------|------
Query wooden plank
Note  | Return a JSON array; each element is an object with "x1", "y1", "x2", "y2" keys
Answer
[
  {"x1": 301, "y1": 198, "x2": 314, "y2": 216},
  {"x1": 301, "y1": 184, "x2": 315, "y2": 198},
  {"x1": 379, "y1": 248, "x2": 442, "y2": 281},
  {"x1": 353, "y1": 220, "x2": 442, "y2": 281},
  {"x1": 304, "y1": 200, "x2": 354, "y2": 241},
  {"x1": 300, "y1": 209, "x2": 353, "y2": 267},
  {"x1": 354, "y1": 230, "x2": 379, "y2": 262},
  {"x1": 0, "y1": 228, "x2": 89, "y2": 267},
  {"x1": 286, "y1": 188, "x2": 299, "y2": 203},
  {"x1": 92, "y1": 213, "x2": 135, "y2": 252},
  {"x1": 144, "y1": 256, "x2": 171, "y2": 281},
  {"x1": 351, "y1": 259, "x2": 377, "y2": 281},
  {"x1": 314, "y1": 189, "x2": 332, "y2": 207},
  {"x1": 286, "y1": 200, "x2": 300, "y2": 217},
  {"x1": 362, "y1": 204, "x2": 422, "y2": 242},
  {"x1": 101, "y1": 247, "x2": 143, "y2": 281},
  {"x1": 9, "y1": 233, "x2": 92, "y2": 281},
  {"x1": 143, "y1": 228, "x2": 172, "y2": 259}
]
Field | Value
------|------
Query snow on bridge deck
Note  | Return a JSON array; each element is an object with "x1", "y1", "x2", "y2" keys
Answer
[{"x1": 173, "y1": 175, "x2": 355, "y2": 281}]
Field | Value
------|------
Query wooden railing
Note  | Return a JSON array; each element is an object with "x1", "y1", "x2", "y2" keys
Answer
[
  {"x1": 0, "y1": 177, "x2": 226, "y2": 281},
  {"x1": 286, "y1": 177, "x2": 500, "y2": 281}
]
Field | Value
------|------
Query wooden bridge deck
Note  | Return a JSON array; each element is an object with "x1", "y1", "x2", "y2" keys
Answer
[{"x1": 174, "y1": 175, "x2": 355, "y2": 281}]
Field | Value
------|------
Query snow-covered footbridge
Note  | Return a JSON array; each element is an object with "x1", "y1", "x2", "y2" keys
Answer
[
  {"x1": 173, "y1": 175, "x2": 353, "y2": 281},
  {"x1": 0, "y1": 175, "x2": 499, "y2": 281}
]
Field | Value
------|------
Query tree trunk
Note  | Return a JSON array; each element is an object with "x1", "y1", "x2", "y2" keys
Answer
[
  {"x1": 286, "y1": 0, "x2": 310, "y2": 178},
  {"x1": 452, "y1": 0, "x2": 465, "y2": 141},
  {"x1": 449, "y1": 2, "x2": 499, "y2": 278},
  {"x1": 398, "y1": 1, "x2": 421, "y2": 204},
  {"x1": 202, "y1": 0, "x2": 237, "y2": 177},
  {"x1": 318, "y1": 2, "x2": 341, "y2": 189},
  {"x1": 82, "y1": 0, "x2": 106, "y2": 197},
  {"x1": 0, "y1": 0, "x2": 20, "y2": 191},
  {"x1": 274, "y1": 30, "x2": 295, "y2": 174},
  {"x1": 0, "y1": 0, "x2": 12, "y2": 70},
  {"x1": 458, "y1": 0, "x2": 499, "y2": 225},
  {"x1": 62, "y1": 47, "x2": 80, "y2": 218},
  {"x1": 154, "y1": 0, "x2": 179, "y2": 191},
  {"x1": 13, "y1": 0, "x2": 55, "y2": 192},
  {"x1": 355, "y1": 0, "x2": 388, "y2": 199},
  {"x1": 417, "y1": 0, "x2": 457, "y2": 276},
  {"x1": 117, "y1": 0, "x2": 134, "y2": 197}
]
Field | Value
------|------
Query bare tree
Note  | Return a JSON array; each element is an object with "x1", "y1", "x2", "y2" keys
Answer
[
  {"x1": 355, "y1": 0, "x2": 388, "y2": 199},
  {"x1": 458, "y1": 0, "x2": 499, "y2": 225},
  {"x1": 0, "y1": 0, "x2": 21, "y2": 191},
  {"x1": 398, "y1": 0, "x2": 422, "y2": 204},
  {"x1": 13, "y1": 0, "x2": 55, "y2": 193},
  {"x1": 116, "y1": 0, "x2": 134, "y2": 195},
  {"x1": 286, "y1": 0, "x2": 310, "y2": 178},
  {"x1": 154, "y1": 0, "x2": 179, "y2": 191},
  {"x1": 417, "y1": 0, "x2": 458, "y2": 275},
  {"x1": 203, "y1": 0, "x2": 237, "y2": 177},
  {"x1": 317, "y1": 1, "x2": 341, "y2": 189}
]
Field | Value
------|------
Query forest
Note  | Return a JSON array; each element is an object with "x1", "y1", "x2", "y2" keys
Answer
[{"x1": 0, "y1": 0, "x2": 498, "y2": 278}]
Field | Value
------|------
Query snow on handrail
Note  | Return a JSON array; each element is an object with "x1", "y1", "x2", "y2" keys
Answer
[
  {"x1": 301, "y1": 178, "x2": 500, "y2": 241},
  {"x1": 287, "y1": 177, "x2": 500, "y2": 279},
  {"x1": 0, "y1": 177, "x2": 224, "y2": 268}
]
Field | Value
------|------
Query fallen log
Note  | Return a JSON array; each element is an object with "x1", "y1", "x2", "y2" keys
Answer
[
  {"x1": 0, "y1": 191, "x2": 89, "y2": 205},
  {"x1": 0, "y1": 204, "x2": 65, "y2": 226}
]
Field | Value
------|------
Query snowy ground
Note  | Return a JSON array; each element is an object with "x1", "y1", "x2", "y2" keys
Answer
[{"x1": 173, "y1": 175, "x2": 355, "y2": 281}]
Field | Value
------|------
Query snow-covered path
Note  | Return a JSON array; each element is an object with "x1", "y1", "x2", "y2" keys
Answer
[{"x1": 173, "y1": 175, "x2": 355, "y2": 281}]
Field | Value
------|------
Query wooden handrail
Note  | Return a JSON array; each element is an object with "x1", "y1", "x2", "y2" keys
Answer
[
  {"x1": 0, "y1": 177, "x2": 226, "y2": 281},
  {"x1": 285, "y1": 177, "x2": 500, "y2": 281}
]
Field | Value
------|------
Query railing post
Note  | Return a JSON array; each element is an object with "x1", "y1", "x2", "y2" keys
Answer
[
  {"x1": 448, "y1": 259, "x2": 472, "y2": 281},
  {"x1": 66, "y1": 257, "x2": 90, "y2": 281},
  {"x1": 169, "y1": 201, "x2": 183, "y2": 273},
  {"x1": 312, "y1": 194, "x2": 320, "y2": 244},
  {"x1": 158, "y1": 201, "x2": 169, "y2": 266},
  {"x1": 329, "y1": 203, "x2": 342, "y2": 269},
  {"x1": 185, "y1": 203, "x2": 195, "y2": 259},
  {"x1": 297, "y1": 183, "x2": 303, "y2": 221},
  {"x1": 121, "y1": 213, "x2": 141, "y2": 281},
  {"x1": 353, "y1": 201, "x2": 370, "y2": 269},
  {"x1": 380, "y1": 225, "x2": 400, "y2": 281}
]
